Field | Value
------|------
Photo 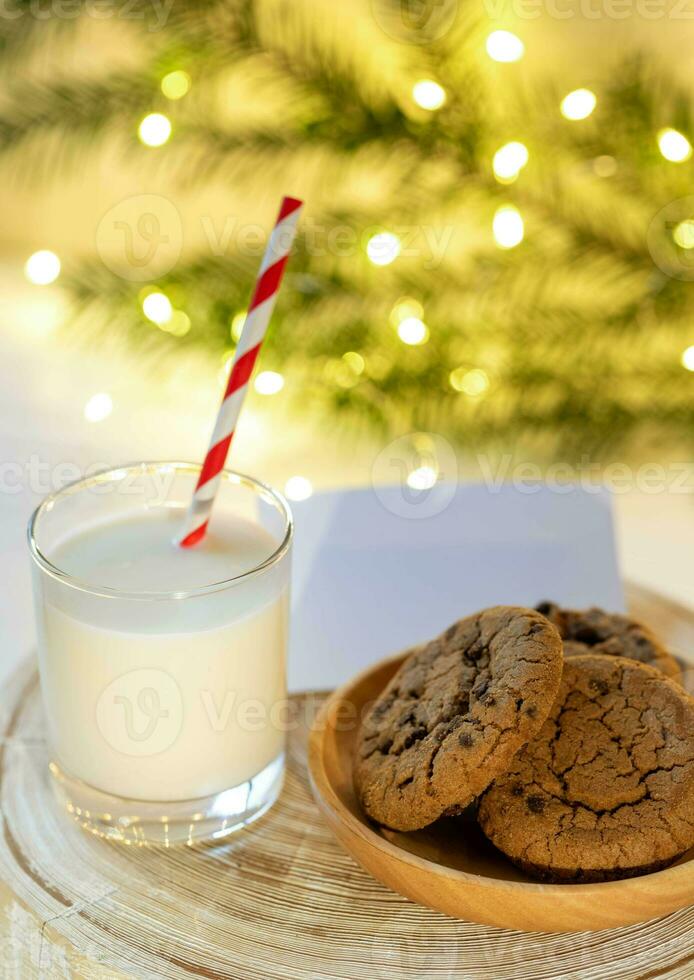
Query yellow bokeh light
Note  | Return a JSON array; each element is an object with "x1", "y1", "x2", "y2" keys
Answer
[
  {"x1": 593, "y1": 155, "x2": 617, "y2": 177},
  {"x1": 658, "y1": 128, "x2": 692, "y2": 163},
  {"x1": 367, "y1": 232, "x2": 401, "y2": 266},
  {"x1": 24, "y1": 250, "x2": 61, "y2": 285},
  {"x1": 560, "y1": 89, "x2": 597, "y2": 121},
  {"x1": 230, "y1": 312, "x2": 246, "y2": 340},
  {"x1": 450, "y1": 367, "x2": 490, "y2": 396},
  {"x1": 681, "y1": 345, "x2": 694, "y2": 371},
  {"x1": 161, "y1": 70, "x2": 191, "y2": 100},
  {"x1": 84, "y1": 392, "x2": 113, "y2": 423},
  {"x1": 486, "y1": 30, "x2": 525, "y2": 63},
  {"x1": 673, "y1": 220, "x2": 694, "y2": 249},
  {"x1": 492, "y1": 205, "x2": 524, "y2": 248},
  {"x1": 397, "y1": 316, "x2": 429, "y2": 345},
  {"x1": 138, "y1": 113, "x2": 172, "y2": 147},
  {"x1": 412, "y1": 79, "x2": 446, "y2": 111},
  {"x1": 284, "y1": 475, "x2": 313, "y2": 501},
  {"x1": 390, "y1": 297, "x2": 423, "y2": 326},
  {"x1": 142, "y1": 291, "x2": 173, "y2": 324},
  {"x1": 254, "y1": 370, "x2": 284, "y2": 395},
  {"x1": 343, "y1": 351, "x2": 365, "y2": 374},
  {"x1": 163, "y1": 310, "x2": 191, "y2": 336},
  {"x1": 406, "y1": 465, "x2": 437, "y2": 490},
  {"x1": 492, "y1": 141, "x2": 529, "y2": 183}
]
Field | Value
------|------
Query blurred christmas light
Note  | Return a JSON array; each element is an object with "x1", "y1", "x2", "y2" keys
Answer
[
  {"x1": 486, "y1": 30, "x2": 524, "y2": 63},
  {"x1": 450, "y1": 367, "x2": 490, "y2": 396},
  {"x1": 657, "y1": 128, "x2": 691, "y2": 163},
  {"x1": 230, "y1": 312, "x2": 246, "y2": 340},
  {"x1": 138, "y1": 113, "x2": 172, "y2": 147},
  {"x1": 412, "y1": 79, "x2": 446, "y2": 110},
  {"x1": 84, "y1": 392, "x2": 113, "y2": 423},
  {"x1": 593, "y1": 155, "x2": 617, "y2": 177},
  {"x1": 560, "y1": 89, "x2": 596, "y2": 121},
  {"x1": 397, "y1": 316, "x2": 429, "y2": 345},
  {"x1": 161, "y1": 70, "x2": 191, "y2": 100},
  {"x1": 254, "y1": 370, "x2": 284, "y2": 395},
  {"x1": 284, "y1": 476, "x2": 313, "y2": 501},
  {"x1": 142, "y1": 291, "x2": 173, "y2": 324},
  {"x1": 682, "y1": 345, "x2": 694, "y2": 371},
  {"x1": 673, "y1": 220, "x2": 694, "y2": 249},
  {"x1": 164, "y1": 310, "x2": 191, "y2": 336},
  {"x1": 493, "y1": 206, "x2": 524, "y2": 248},
  {"x1": 493, "y1": 141, "x2": 529, "y2": 183},
  {"x1": 406, "y1": 465, "x2": 437, "y2": 490},
  {"x1": 343, "y1": 351, "x2": 365, "y2": 374},
  {"x1": 390, "y1": 297, "x2": 423, "y2": 325},
  {"x1": 367, "y1": 232, "x2": 401, "y2": 266},
  {"x1": 24, "y1": 250, "x2": 60, "y2": 285}
]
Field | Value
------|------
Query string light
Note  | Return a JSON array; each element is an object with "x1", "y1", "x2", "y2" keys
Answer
[
  {"x1": 406, "y1": 466, "x2": 437, "y2": 490},
  {"x1": 450, "y1": 367, "x2": 490, "y2": 396},
  {"x1": 673, "y1": 220, "x2": 694, "y2": 249},
  {"x1": 343, "y1": 351, "x2": 365, "y2": 374},
  {"x1": 284, "y1": 476, "x2": 313, "y2": 501},
  {"x1": 254, "y1": 370, "x2": 284, "y2": 395},
  {"x1": 367, "y1": 232, "x2": 401, "y2": 266},
  {"x1": 24, "y1": 250, "x2": 61, "y2": 285},
  {"x1": 493, "y1": 205, "x2": 524, "y2": 248},
  {"x1": 397, "y1": 316, "x2": 429, "y2": 345},
  {"x1": 161, "y1": 70, "x2": 191, "y2": 100},
  {"x1": 657, "y1": 128, "x2": 692, "y2": 163},
  {"x1": 162, "y1": 310, "x2": 191, "y2": 336},
  {"x1": 493, "y1": 142, "x2": 529, "y2": 183},
  {"x1": 560, "y1": 89, "x2": 596, "y2": 121},
  {"x1": 230, "y1": 312, "x2": 246, "y2": 340},
  {"x1": 486, "y1": 30, "x2": 525, "y2": 63},
  {"x1": 412, "y1": 79, "x2": 446, "y2": 111},
  {"x1": 138, "y1": 113, "x2": 172, "y2": 147},
  {"x1": 390, "y1": 297, "x2": 423, "y2": 325},
  {"x1": 142, "y1": 291, "x2": 173, "y2": 325},
  {"x1": 593, "y1": 155, "x2": 617, "y2": 177},
  {"x1": 84, "y1": 392, "x2": 113, "y2": 423},
  {"x1": 682, "y1": 345, "x2": 694, "y2": 371}
]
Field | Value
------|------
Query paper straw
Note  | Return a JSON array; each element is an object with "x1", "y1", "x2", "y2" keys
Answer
[{"x1": 178, "y1": 195, "x2": 303, "y2": 547}]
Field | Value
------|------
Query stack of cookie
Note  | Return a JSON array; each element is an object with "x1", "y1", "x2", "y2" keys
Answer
[{"x1": 354, "y1": 604, "x2": 694, "y2": 883}]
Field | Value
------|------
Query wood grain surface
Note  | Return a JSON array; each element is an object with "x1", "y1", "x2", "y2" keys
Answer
[{"x1": 0, "y1": 584, "x2": 692, "y2": 978}]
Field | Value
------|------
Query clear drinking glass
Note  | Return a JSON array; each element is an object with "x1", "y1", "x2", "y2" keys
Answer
[{"x1": 28, "y1": 462, "x2": 292, "y2": 845}]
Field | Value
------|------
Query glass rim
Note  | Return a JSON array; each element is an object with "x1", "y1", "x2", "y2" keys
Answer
[{"x1": 27, "y1": 461, "x2": 293, "y2": 601}]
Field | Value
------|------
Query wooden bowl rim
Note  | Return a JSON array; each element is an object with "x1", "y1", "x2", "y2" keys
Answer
[{"x1": 308, "y1": 651, "x2": 694, "y2": 899}]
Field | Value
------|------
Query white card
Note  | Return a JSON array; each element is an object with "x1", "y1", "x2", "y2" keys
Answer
[{"x1": 288, "y1": 483, "x2": 622, "y2": 692}]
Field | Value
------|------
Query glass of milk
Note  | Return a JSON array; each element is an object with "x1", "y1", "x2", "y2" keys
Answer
[{"x1": 28, "y1": 462, "x2": 292, "y2": 845}]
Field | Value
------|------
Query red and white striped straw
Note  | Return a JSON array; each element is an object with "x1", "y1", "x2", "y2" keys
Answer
[{"x1": 178, "y1": 195, "x2": 303, "y2": 548}]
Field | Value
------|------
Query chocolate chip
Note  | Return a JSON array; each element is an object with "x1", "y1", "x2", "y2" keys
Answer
[
  {"x1": 590, "y1": 678, "x2": 610, "y2": 696},
  {"x1": 574, "y1": 626, "x2": 601, "y2": 645},
  {"x1": 527, "y1": 795, "x2": 545, "y2": 814},
  {"x1": 473, "y1": 679, "x2": 489, "y2": 699},
  {"x1": 403, "y1": 727, "x2": 427, "y2": 750},
  {"x1": 535, "y1": 601, "x2": 555, "y2": 616},
  {"x1": 511, "y1": 783, "x2": 524, "y2": 797},
  {"x1": 459, "y1": 732, "x2": 474, "y2": 747}
]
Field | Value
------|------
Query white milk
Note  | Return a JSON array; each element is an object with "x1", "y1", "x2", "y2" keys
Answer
[{"x1": 35, "y1": 509, "x2": 288, "y2": 802}]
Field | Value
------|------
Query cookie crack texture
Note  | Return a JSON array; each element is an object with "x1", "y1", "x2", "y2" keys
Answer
[
  {"x1": 478, "y1": 653, "x2": 694, "y2": 882},
  {"x1": 354, "y1": 606, "x2": 563, "y2": 831}
]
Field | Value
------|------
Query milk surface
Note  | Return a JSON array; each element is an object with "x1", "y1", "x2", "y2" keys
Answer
[{"x1": 36, "y1": 509, "x2": 288, "y2": 802}]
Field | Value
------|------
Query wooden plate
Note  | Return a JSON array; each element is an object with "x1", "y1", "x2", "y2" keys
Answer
[{"x1": 308, "y1": 633, "x2": 694, "y2": 933}]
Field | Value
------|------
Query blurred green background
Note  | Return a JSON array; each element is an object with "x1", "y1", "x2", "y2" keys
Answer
[{"x1": 2, "y1": 0, "x2": 694, "y2": 469}]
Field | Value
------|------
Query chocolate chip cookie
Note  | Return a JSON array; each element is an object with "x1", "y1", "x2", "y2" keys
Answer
[
  {"x1": 354, "y1": 606, "x2": 563, "y2": 831},
  {"x1": 478, "y1": 654, "x2": 694, "y2": 882},
  {"x1": 536, "y1": 602, "x2": 680, "y2": 680}
]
